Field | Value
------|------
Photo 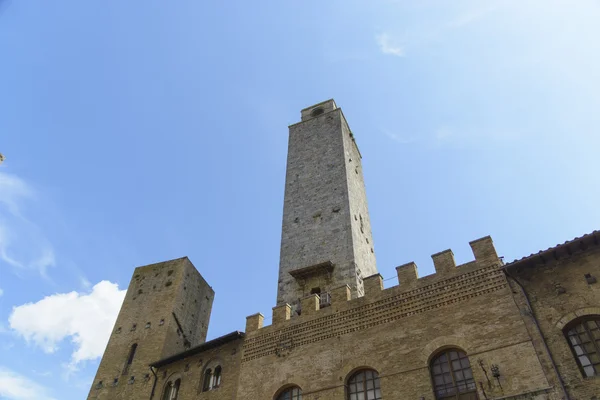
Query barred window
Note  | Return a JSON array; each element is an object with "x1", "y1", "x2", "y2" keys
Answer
[
  {"x1": 347, "y1": 369, "x2": 382, "y2": 400},
  {"x1": 430, "y1": 349, "x2": 477, "y2": 400},
  {"x1": 276, "y1": 386, "x2": 302, "y2": 400},
  {"x1": 565, "y1": 317, "x2": 600, "y2": 377}
]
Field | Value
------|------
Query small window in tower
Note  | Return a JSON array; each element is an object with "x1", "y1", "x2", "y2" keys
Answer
[
  {"x1": 159, "y1": 319, "x2": 165, "y2": 326},
  {"x1": 311, "y1": 107, "x2": 324, "y2": 117},
  {"x1": 122, "y1": 343, "x2": 138, "y2": 375},
  {"x1": 311, "y1": 287, "x2": 321, "y2": 295},
  {"x1": 131, "y1": 324, "x2": 137, "y2": 331},
  {"x1": 115, "y1": 327, "x2": 122, "y2": 334},
  {"x1": 112, "y1": 378, "x2": 119, "y2": 386},
  {"x1": 128, "y1": 376, "x2": 135, "y2": 384},
  {"x1": 145, "y1": 322, "x2": 151, "y2": 329},
  {"x1": 95, "y1": 380, "x2": 103, "y2": 389}
]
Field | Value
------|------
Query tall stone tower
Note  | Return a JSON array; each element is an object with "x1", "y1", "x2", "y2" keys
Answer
[
  {"x1": 87, "y1": 257, "x2": 214, "y2": 400},
  {"x1": 277, "y1": 99, "x2": 377, "y2": 307}
]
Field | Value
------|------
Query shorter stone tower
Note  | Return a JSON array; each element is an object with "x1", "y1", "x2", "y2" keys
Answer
[{"x1": 87, "y1": 257, "x2": 214, "y2": 400}]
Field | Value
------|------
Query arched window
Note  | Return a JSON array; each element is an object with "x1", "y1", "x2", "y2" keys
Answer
[
  {"x1": 276, "y1": 386, "x2": 302, "y2": 400},
  {"x1": 347, "y1": 369, "x2": 382, "y2": 400},
  {"x1": 564, "y1": 316, "x2": 600, "y2": 377},
  {"x1": 202, "y1": 365, "x2": 222, "y2": 391},
  {"x1": 202, "y1": 368, "x2": 212, "y2": 392},
  {"x1": 122, "y1": 343, "x2": 137, "y2": 375},
  {"x1": 162, "y1": 379, "x2": 180, "y2": 400},
  {"x1": 211, "y1": 366, "x2": 222, "y2": 388},
  {"x1": 430, "y1": 349, "x2": 477, "y2": 399}
]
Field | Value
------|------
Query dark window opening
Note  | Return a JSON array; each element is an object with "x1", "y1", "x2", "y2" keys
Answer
[
  {"x1": 122, "y1": 343, "x2": 137, "y2": 375},
  {"x1": 162, "y1": 379, "x2": 180, "y2": 400},
  {"x1": 202, "y1": 369, "x2": 212, "y2": 392},
  {"x1": 310, "y1": 287, "x2": 321, "y2": 295},
  {"x1": 212, "y1": 366, "x2": 222, "y2": 388},
  {"x1": 202, "y1": 366, "x2": 222, "y2": 391},
  {"x1": 310, "y1": 108, "x2": 324, "y2": 117},
  {"x1": 276, "y1": 386, "x2": 302, "y2": 400}
]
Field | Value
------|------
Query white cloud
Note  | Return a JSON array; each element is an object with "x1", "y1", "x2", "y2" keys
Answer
[
  {"x1": 376, "y1": 33, "x2": 404, "y2": 56},
  {"x1": 0, "y1": 367, "x2": 56, "y2": 400},
  {"x1": 0, "y1": 287, "x2": 3, "y2": 297},
  {"x1": 0, "y1": 172, "x2": 56, "y2": 276},
  {"x1": 9, "y1": 281, "x2": 126, "y2": 365}
]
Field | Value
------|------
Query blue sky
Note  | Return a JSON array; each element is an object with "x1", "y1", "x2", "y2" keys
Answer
[{"x1": 1, "y1": 0, "x2": 600, "y2": 398}]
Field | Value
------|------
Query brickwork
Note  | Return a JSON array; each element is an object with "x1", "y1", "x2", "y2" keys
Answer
[
  {"x1": 87, "y1": 257, "x2": 214, "y2": 400},
  {"x1": 277, "y1": 100, "x2": 377, "y2": 306},
  {"x1": 154, "y1": 337, "x2": 243, "y2": 400},
  {"x1": 87, "y1": 100, "x2": 600, "y2": 400},
  {"x1": 508, "y1": 240, "x2": 600, "y2": 400}
]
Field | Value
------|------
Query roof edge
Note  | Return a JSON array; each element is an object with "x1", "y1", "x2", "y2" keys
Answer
[
  {"x1": 503, "y1": 230, "x2": 599, "y2": 269},
  {"x1": 149, "y1": 331, "x2": 245, "y2": 368}
]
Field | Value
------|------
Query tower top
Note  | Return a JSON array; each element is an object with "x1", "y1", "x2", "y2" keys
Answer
[{"x1": 300, "y1": 99, "x2": 338, "y2": 122}]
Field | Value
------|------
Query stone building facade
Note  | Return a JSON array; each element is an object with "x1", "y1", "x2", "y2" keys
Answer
[{"x1": 88, "y1": 100, "x2": 600, "y2": 400}]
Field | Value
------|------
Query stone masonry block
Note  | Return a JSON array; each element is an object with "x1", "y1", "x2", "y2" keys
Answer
[
  {"x1": 469, "y1": 236, "x2": 499, "y2": 267},
  {"x1": 363, "y1": 274, "x2": 383, "y2": 297},
  {"x1": 396, "y1": 262, "x2": 418, "y2": 287},
  {"x1": 331, "y1": 284, "x2": 351, "y2": 306},
  {"x1": 272, "y1": 304, "x2": 291, "y2": 325},
  {"x1": 245, "y1": 313, "x2": 264, "y2": 333},
  {"x1": 432, "y1": 249, "x2": 456, "y2": 274},
  {"x1": 301, "y1": 294, "x2": 320, "y2": 316}
]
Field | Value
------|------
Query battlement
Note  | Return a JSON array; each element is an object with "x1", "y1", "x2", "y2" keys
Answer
[{"x1": 243, "y1": 236, "x2": 505, "y2": 354}]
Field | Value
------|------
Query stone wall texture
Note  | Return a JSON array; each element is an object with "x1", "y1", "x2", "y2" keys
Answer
[{"x1": 87, "y1": 101, "x2": 600, "y2": 400}]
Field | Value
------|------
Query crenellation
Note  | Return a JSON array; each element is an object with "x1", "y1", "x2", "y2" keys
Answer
[
  {"x1": 245, "y1": 313, "x2": 264, "y2": 333},
  {"x1": 89, "y1": 100, "x2": 596, "y2": 400},
  {"x1": 431, "y1": 249, "x2": 456, "y2": 274},
  {"x1": 470, "y1": 235, "x2": 501, "y2": 267},
  {"x1": 300, "y1": 294, "x2": 320, "y2": 316},
  {"x1": 331, "y1": 284, "x2": 351, "y2": 308},
  {"x1": 363, "y1": 273, "x2": 384, "y2": 297},
  {"x1": 396, "y1": 262, "x2": 418, "y2": 288},
  {"x1": 272, "y1": 304, "x2": 291, "y2": 325}
]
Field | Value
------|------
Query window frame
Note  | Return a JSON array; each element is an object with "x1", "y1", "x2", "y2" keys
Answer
[
  {"x1": 429, "y1": 348, "x2": 478, "y2": 400},
  {"x1": 202, "y1": 368, "x2": 212, "y2": 392},
  {"x1": 563, "y1": 315, "x2": 600, "y2": 378},
  {"x1": 274, "y1": 385, "x2": 302, "y2": 400},
  {"x1": 346, "y1": 368, "x2": 382, "y2": 400},
  {"x1": 162, "y1": 378, "x2": 181, "y2": 400},
  {"x1": 202, "y1": 365, "x2": 223, "y2": 392}
]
